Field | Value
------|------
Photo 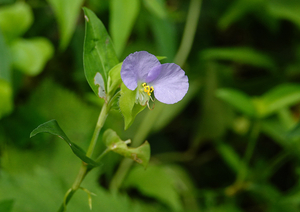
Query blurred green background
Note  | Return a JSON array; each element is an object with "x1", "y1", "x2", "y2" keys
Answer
[{"x1": 1, "y1": 0, "x2": 300, "y2": 211}]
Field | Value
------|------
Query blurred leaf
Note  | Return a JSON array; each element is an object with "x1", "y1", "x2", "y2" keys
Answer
[
  {"x1": 259, "y1": 84, "x2": 300, "y2": 117},
  {"x1": 268, "y1": 0, "x2": 300, "y2": 28},
  {"x1": 218, "y1": 0, "x2": 264, "y2": 30},
  {"x1": 0, "y1": 79, "x2": 13, "y2": 119},
  {"x1": 201, "y1": 47, "x2": 275, "y2": 69},
  {"x1": 0, "y1": 29, "x2": 11, "y2": 81},
  {"x1": 0, "y1": 167, "x2": 164, "y2": 212},
  {"x1": 109, "y1": 0, "x2": 140, "y2": 56},
  {"x1": 103, "y1": 129, "x2": 150, "y2": 168},
  {"x1": 150, "y1": 15, "x2": 176, "y2": 62},
  {"x1": 83, "y1": 7, "x2": 119, "y2": 99},
  {"x1": 216, "y1": 88, "x2": 257, "y2": 117},
  {"x1": 152, "y1": 80, "x2": 200, "y2": 132},
  {"x1": 107, "y1": 62, "x2": 122, "y2": 97},
  {"x1": 0, "y1": 199, "x2": 14, "y2": 212},
  {"x1": 0, "y1": 2, "x2": 33, "y2": 42},
  {"x1": 0, "y1": 29, "x2": 13, "y2": 119},
  {"x1": 123, "y1": 164, "x2": 183, "y2": 211},
  {"x1": 47, "y1": 0, "x2": 84, "y2": 50},
  {"x1": 143, "y1": 0, "x2": 167, "y2": 19},
  {"x1": 30, "y1": 119, "x2": 100, "y2": 168},
  {"x1": 286, "y1": 121, "x2": 300, "y2": 139},
  {"x1": 215, "y1": 140, "x2": 246, "y2": 173},
  {"x1": 10, "y1": 38, "x2": 54, "y2": 76},
  {"x1": 119, "y1": 83, "x2": 146, "y2": 130}
]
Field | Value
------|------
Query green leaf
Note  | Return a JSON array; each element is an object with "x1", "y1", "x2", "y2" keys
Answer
[
  {"x1": 0, "y1": 2, "x2": 33, "y2": 42},
  {"x1": 10, "y1": 38, "x2": 54, "y2": 76},
  {"x1": 259, "y1": 84, "x2": 300, "y2": 117},
  {"x1": 286, "y1": 121, "x2": 300, "y2": 139},
  {"x1": 0, "y1": 29, "x2": 11, "y2": 81},
  {"x1": 216, "y1": 88, "x2": 257, "y2": 117},
  {"x1": 30, "y1": 120, "x2": 100, "y2": 168},
  {"x1": 109, "y1": 0, "x2": 140, "y2": 56},
  {"x1": 119, "y1": 83, "x2": 146, "y2": 130},
  {"x1": 0, "y1": 79, "x2": 13, "y2": 119},
  {"x1": 218, "y1": 0, "x2": 263, "y2": 30},
  {"x1": 0, "y1": 29, "x2": 13, "y2": 119},
  {"x1": 107, "y1": 62, "x2": 122, "y2": 97},
  {"x1": 200, "y1": 47, "x2": 276, "y2": 69},
  {"x1": 103, "y1": 129, "x2": 150, "y2": 168},
  {"x1": 47, "y1": 0, "x2": 84, "y2": 50},
  {"x1": 215, "y1": 140, "x2": 247, "y2": 173},
  {"x1": 0, "y1": 199, "x2": 14, "y2": 212},
  {"x1": 123, "y1": 164, "x2": 183, "y2": 211},
  {"x1": 268, "y1": 0, "x2": 300, "y2": 28},
  {"x1": 83, "y1": 7, "x2": 119, "y2": 99},
  {"x1": 143, "y1": 0, "x2": 167, "y2": 19}
]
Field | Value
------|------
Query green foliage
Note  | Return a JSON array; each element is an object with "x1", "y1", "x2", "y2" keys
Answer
[
  {"x1": 47, "y1": 0, "x2": 84, "y2": 50},
  {"x1": 103, "y1": 129, "x2": 150, "y2": 168},
  {"x1": 0, "y1": 200, "x2": 14, "y2": 212},
  {"x1": 83, "y1": 7, "x2": 119, "y2": 99},
  {"x1": 109, "y1": 0, "x2": 140, "y2": 56},
  {"x1": 10, "y1": 38, "x2": 54, "y2": 76},
  {"x1": 201, "y1": 47, "x2": 275, "y2": 69},
  {"x1": 119, "y1": 83, "x2": 146, "y2": 130},
  {"x1": 0, "y1": 2, "x2": 33, "y2": 42},
  {"x1": 216, "y1": 88, "x2": 256, "y2": 117},
  {"x1": 30, "y1": 119, "x2": 100, "y2": 167}
]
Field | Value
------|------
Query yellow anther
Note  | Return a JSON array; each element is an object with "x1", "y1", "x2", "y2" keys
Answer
[{"x1": 142, "y1": 83, "x2": 154, "y2": 96}]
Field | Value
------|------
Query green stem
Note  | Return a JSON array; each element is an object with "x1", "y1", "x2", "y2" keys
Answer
[
  {"x1": 237, "y1": 121, "x2": 260, "y2": 183},
  {"x1": 109, "y1": 0, "x2": 202, "y2": 192},
  {"x1": 174, "y1": 0, "x2": 202, "y2": 66},
  {"x1": 57, "y1": 103, "x2": 110, "y2": 212},
  {"x1": 86, "y1": 103, "x2": 109, "y2": 157}
]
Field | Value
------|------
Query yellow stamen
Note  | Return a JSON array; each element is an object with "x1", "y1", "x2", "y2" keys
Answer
[{"x1": 142, "y1": 83, "x2": 154, "y2": 96}]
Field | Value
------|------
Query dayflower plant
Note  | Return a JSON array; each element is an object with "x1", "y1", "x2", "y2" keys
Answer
[{"x1": 121, "y1": 51, "x2": 189, "y2": 106}]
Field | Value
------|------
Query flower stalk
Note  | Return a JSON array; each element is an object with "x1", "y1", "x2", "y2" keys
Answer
[{"x1": 57, "y1": 102, "x2": 110, "y2": 212}]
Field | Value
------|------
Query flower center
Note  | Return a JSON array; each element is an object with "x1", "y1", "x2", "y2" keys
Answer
[{"x1": 142, "y1": 83, "x2": 154, "y2": 96}]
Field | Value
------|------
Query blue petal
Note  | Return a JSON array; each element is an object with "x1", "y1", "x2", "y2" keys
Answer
[
  {"x1": 150, "y1": 63, "x2": 189, "y2": 104},
  {"x1": 121, "y1": 51, "x2": 161, "y2": 90}
]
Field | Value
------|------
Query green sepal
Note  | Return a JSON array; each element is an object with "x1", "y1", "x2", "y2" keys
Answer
[
  {"x1": 119, "y1": 83, "x2": 146, "y2": 130},
  {"x1": 83, "y1": 7, "x2": 119, "y2": 100},
  {"x1": 103, "y1": 129, "x2": 150, "y2": 168},
  {"x1": 30, "y1": 120, "x2": 100, "y2": 168}
]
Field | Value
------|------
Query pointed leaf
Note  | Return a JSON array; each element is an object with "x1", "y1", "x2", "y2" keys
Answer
[
  {"x1": 83, "y1": 7, "x2": 119, "y2": 99},
  {"x1": 30, "y1": 120, "x2": 100, "y2": 167},
  {"x1": 103, "y1": 129, "x2": 150, "y2": 168},
  {"x1": 47, "y1": 0, "x2": 84, "y2": 50},
  {"x1": 109, "y1": 0, "x2": 140, "y2": 56},
  {"x1": 200, "y1": 47, "x2": 275, "y2": 69},
  {"x1": 143, "y1": 0, "x2": 167, "y2": 19},
  {"x1": 119, "y1": 83, "x2": 146, "y2": 130},
  {"x1": 259, "y1": 84, "x2": 300, "y2": 117},
  {"x1": 216, "y1": 88, "x2": 257, "y2": 117}
]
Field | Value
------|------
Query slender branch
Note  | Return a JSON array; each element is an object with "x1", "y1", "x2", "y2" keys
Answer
[
  {"x1": 237, "y1": 121, "x2": 261, "y2": 184},
  {"x1": 174, "y1": 0, "x2": 202, "y2": 66},
  {"x1": 57, "y1": 102, "x2": 110, "y2": 212},
  {"x1": 86, "y1": 103, "x2": 109, "y2": 157}
]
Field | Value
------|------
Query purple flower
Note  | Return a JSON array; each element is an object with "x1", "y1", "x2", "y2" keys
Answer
[{"x1": 121, "y1": 51, "x2": 189, "y2": 105}]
